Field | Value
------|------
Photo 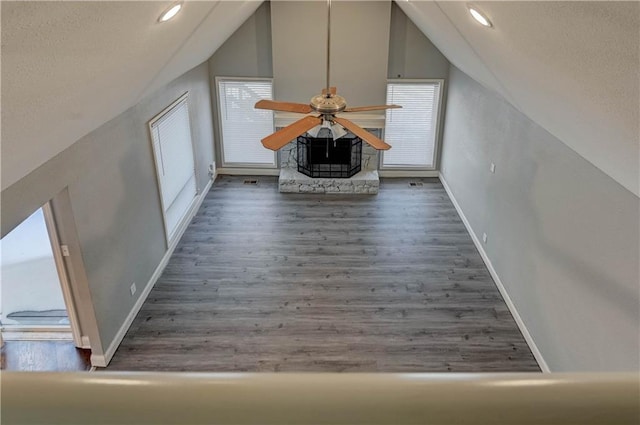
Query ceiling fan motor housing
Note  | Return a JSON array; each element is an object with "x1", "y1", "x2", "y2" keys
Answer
[{"x1": 310, "y1": 94, "x2": 347, "y2": 114}]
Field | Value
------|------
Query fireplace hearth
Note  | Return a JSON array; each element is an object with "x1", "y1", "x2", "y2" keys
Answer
[{"x1": 297, "y1": 134, "x2": 362, "y2": 178}]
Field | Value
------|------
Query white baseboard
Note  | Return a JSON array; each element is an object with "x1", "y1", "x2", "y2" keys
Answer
[
  {"x1": 80, "y1": 335, "x2": 91, "y2": 349},
  {"x1": 216, "y1": 167, "x2": 280, "y2": 176},
  {"x1": 439, "y1": 173, "x2": 550, "y2": 373},
  {"x1": 378, "y1": 170, "x2": 439, "y2": 178},
  {"x1": 0, "y1": 327, "x2": 90, "y2": 347},
  {"x1": 90, "y1": 178, "x2": 213, "y2": 368},
  {"x1": 1, "y1": 331, "x2": 73, "y2": 341}
]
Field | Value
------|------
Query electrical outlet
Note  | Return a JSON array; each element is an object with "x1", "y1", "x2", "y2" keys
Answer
[
  {"x1": 482, "y1": 233, "x2": 488, "y2": 244},
  {"x1": 130, "y1": 282, "x2": 137, "y2": 296},
  {"x1": 490, "y1": 163, "x2": 496, "y2": 173}
]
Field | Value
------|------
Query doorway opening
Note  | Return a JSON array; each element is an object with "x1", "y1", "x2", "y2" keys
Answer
[{"x1": 0, "y1": 203, "x2": 81, "y2": 345}]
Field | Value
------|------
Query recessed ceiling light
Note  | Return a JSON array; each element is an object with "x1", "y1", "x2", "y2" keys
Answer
[
  {"x1": 159, "y1": 2, "x2": 182, "y2": 23},
  {"x1": 468, "y1": 5, "x2": 493, "y2": 28}
]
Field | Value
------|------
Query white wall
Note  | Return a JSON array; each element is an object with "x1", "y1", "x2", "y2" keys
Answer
[
  {"x1": 0, "y1": 209, "x2": 66, "y2": 323},
  {"x1": 440, "y1": 66, "x2": 640, "y2": 371}
]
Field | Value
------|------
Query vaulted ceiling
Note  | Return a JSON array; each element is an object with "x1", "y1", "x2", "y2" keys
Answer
[
  {"x1": 397, "y1": 1, "x2": 639, "y2": 196},
  {"x1": 1, "y1": 0, "x2": 261, "y2": 191},
  {"x1": 2, "y1": 1, "x2": 638, "y2": 196}
]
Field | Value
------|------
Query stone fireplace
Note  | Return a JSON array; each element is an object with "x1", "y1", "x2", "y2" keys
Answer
[{"x1": 278, "y1": 127, "x2": 381, "y2": 194}]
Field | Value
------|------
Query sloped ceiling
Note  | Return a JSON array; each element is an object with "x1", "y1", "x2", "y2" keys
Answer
[
  {"x1": 2, "y1": 1, "x2": 638, "y2": 197},
  {"x1": 1, "y1": 0, "x2": 262, "y2": 191},
  {"x1": 397, "y1": 1, "x2": 639, "y2": 197}
]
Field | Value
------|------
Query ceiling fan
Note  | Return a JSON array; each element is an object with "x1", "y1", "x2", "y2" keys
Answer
[{"x1": 255, "y1": 0, "x2": 401, "y2": 151}]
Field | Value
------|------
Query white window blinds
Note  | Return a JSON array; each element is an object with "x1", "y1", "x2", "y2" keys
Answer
[
  {"x1": 150, "y1": 96, "x2": 197, "y2": 242},
  {"x1": 218, "y1": 79, "x2": 276, "y2": 166},
  {"x1": 383, "y1": 81, "x2": 442, "y2": 168}
]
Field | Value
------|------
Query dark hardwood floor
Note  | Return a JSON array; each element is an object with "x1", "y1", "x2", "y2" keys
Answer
[
  {"x1": 1, "y1": 340, "x2": 92, "y2": 371},
  {"x1": 108, "y1": 176, "x2": 540, "y2": 372}
]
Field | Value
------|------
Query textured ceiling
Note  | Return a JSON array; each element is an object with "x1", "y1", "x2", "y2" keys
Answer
[
  {"x1": 397, "y1": 1, "x2": 639, "y2": 197},
  {"x1": 2, "y1": 1, "x2": 638, "y2": 197},
  {"x1": 1, "y1": 0, "x2": 262, "y2": 191}
]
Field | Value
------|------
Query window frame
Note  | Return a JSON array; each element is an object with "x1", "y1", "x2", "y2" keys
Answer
[
  {"x1": 215, "y1": 76, "x2": 277, "y2": 169},
  {"x1": 148, "y1": 92, "x2": 198, "y2": 246},
  {"x1": 380, "y1": 79, "x2": 445, "y2": 171}
]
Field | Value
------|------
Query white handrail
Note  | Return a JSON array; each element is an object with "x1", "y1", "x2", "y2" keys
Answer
[{"x1": 1, "y1": 372, "x2": 638, "y2": 424}]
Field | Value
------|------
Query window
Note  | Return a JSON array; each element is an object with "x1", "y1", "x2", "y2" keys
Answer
[
  {"x1": 149, "y1": 94, "x2": 197, "y2": 243},
  {"x1": 382, "y1": 80, "x2": 443, "y2": 169},
  {"x1": 217, "y1": 78, "x2": 276, "y2": 167}
]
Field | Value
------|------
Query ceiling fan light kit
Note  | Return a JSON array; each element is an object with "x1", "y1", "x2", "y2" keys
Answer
[
  {"x1": 255, "y1": 0, "x2": 401, "y2": 152},
  {"x1": 307, "y1": 120, "x2": 347, "y2": 140}
]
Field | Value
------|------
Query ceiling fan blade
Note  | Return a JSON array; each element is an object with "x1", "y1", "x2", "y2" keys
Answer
[
  {"x1": 262, "y1": 116, "x2": 323, "y2": 151},
  {"x1": 255, "y1": 99, "x2": 313, "y2": 114},
  {"x1": 343, "y1": 104, "x2": 402, "y2": 113},
  {"x1": 332, "y1": 117, "x2": 391, "y2": 151},
  {"x1": 321, "y1": 87, "x2": 337, "y2": 96}
]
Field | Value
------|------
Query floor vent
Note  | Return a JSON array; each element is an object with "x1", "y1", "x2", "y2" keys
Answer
[
  {"x1": 409, "y1": 182, "x2": 423, "y2": 187},
  {"x1": 244, "y1": 179, "x2": 258, "y2": 185}
]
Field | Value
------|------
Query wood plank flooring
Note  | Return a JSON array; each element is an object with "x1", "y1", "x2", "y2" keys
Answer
[
  {"x1": 108, "y1": 176, "x2": 540, "y2": 372},
  {"x1": 1, "y1": 341, "x2": 92, "y2": 371}
]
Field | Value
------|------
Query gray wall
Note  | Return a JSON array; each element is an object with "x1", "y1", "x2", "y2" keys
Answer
[
  {"x1": 1, "y1": 62, "x2": 215, "y2": 352},
  {"x1": 387, "y1": 2, "x2": 449, "y2": 80},
  {"x1": 387, "y1": 1, "x2": 450, "y2": 169},
  {"x1": 271, "y1": 1, "x2": 391, "y2": 106},
  {"x1": 208, "y1": 1, "x2": 273, "y2": 169},
  {"x1": 440, "y1": 65, "x2": 640, "y2": 371},
  {"x1": 208, "y1": 1, "x2": 273, "y2": 80},
  {"x1": 208, "y1": 1, "x2": 451, "y2": 170}
]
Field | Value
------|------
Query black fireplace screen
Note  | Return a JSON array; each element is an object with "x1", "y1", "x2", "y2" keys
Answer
[{"x1": 297, "y1": 135, "x2": 362, "y2": 178}]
